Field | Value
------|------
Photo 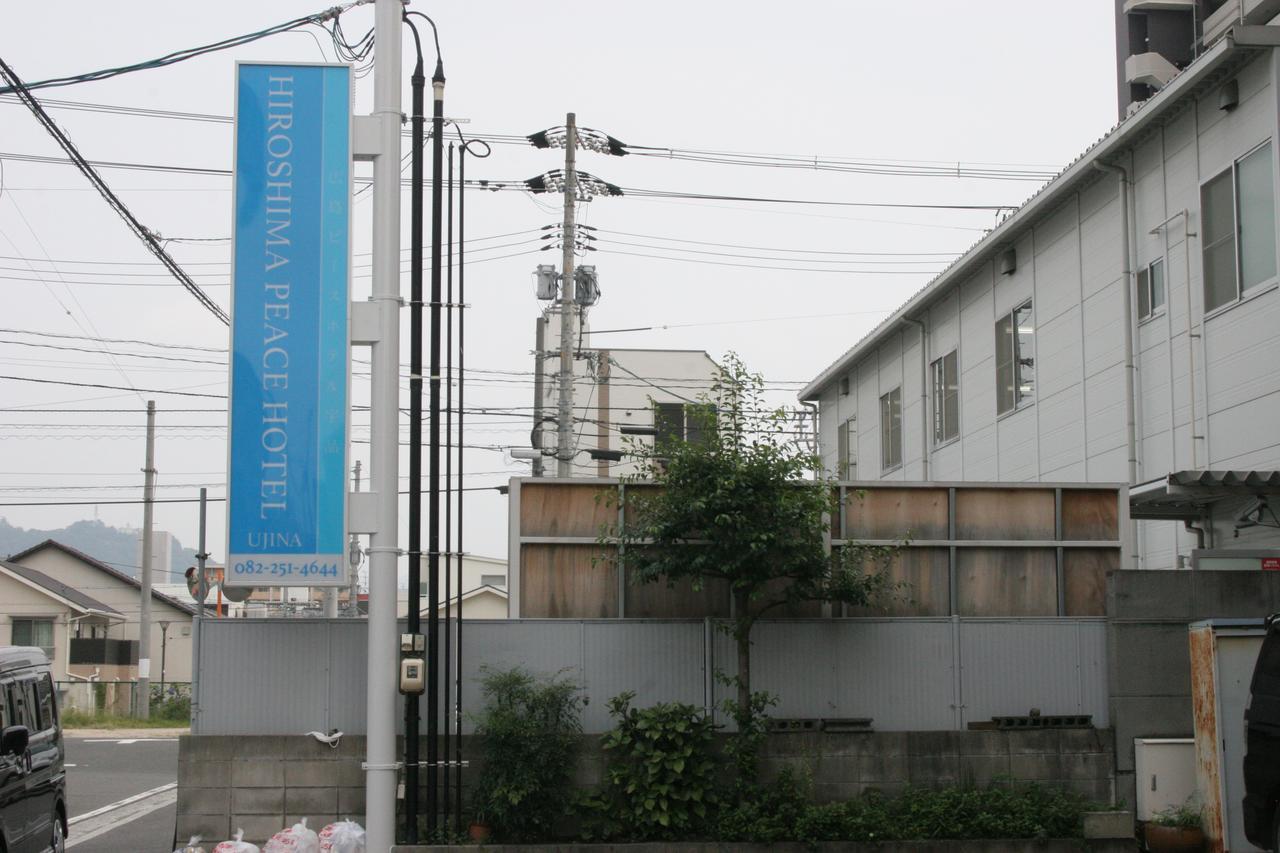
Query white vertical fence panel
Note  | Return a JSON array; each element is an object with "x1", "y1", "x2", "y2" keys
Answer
[{"x1": 194, "y1": 617, "x2": 1109, "y2": 735}]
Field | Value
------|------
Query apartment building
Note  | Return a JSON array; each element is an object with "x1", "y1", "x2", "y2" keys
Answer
[{"x1": 802, "y1": 28, "x2": 1280, "y2": 570}]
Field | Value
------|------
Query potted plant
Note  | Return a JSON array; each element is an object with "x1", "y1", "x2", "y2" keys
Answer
[
  {"x1": 1144, "y1": 799, "x2": 1205, "y2": 853},
  {"x1": 467, "y1": 807, "x2": 492, "y2": 844}
]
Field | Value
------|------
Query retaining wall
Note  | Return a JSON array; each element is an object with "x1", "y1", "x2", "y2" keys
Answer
[{"x1": 176, "y1": 729, "x2": 1116, "y2": 844}]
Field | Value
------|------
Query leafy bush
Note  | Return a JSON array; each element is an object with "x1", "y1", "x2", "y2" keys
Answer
[
  {"x1": 715, "y1": 765, "x2": 813, "y2": 843},
  {"x1": 714, "y1": 780, "x2": 1092, "y2": 844},
  {"x1": 469, "y1": 667, "x2": 583, "y2": 842},
  {"x1": 149, "y1": 686, "x2": 191, "y2": 722},
  {"x1": 584, "y1": 692, "x2": 719, "y2": 840},
  {"x1": 889, "y1": 783, "x2": 1087, "y2": 840},
  {"x1": 1150, "y1": 798, "x2": 1202, "y2": 829}
]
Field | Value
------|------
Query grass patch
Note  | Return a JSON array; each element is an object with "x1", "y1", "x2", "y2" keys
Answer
[{"x1": 60, "y1": 709, "x2": 190, "y2": 729}]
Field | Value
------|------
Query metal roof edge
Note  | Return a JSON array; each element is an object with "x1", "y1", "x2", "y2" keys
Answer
[{"x1": 799, "y1": 33, "x2": 1244, "y2": 402}]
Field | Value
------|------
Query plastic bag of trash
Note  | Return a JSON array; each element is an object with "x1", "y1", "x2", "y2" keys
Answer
[
  {"x1": 173, "y1": 837, "x2": 206, "y2": 853},
  {"x1": 318, "y1": 821, "x2": 365, "y2": 852},
  {"x1": 213, "y1": 828, "x2": 261, "y2": 853},
  {"x1": 264, "y1": 818, "x2": 320, "y2": 853}
]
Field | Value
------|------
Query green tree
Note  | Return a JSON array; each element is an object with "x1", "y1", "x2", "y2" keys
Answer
[{"x1": 606, "y1": 354, "x2": 901, "y2": 723}]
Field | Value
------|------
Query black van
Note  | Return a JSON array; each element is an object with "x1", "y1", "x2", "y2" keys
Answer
[
  {"x1": 0, "y1": 646, "x2": 66, "y2": 853},
  {"x1": 1245, "y1": 613, "x2": 1280, "y2": 851}
]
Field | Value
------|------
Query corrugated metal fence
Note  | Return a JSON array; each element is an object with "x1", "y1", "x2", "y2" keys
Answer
[{"x1": 192, "y1": 617, "x2": 1108, "y2": 735}]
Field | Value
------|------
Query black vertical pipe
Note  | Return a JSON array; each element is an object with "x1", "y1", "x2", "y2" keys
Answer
[
  {"x1": 403, "y1": 20, "x2": 425, "y2": 845},
  {"x1": 427, "y1": 55, "x2": 446, "y2": 835},
  {"x1": 442, "y1": 142, "x2": 454, "y2": 827},
  {"x1": 455, "y1": 142, "x2": 467, "y2": 829}
]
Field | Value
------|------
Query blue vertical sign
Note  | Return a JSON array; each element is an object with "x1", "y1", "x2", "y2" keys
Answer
[{"x1": 226, "y1": 63, "x2": 350, "y2": 586}]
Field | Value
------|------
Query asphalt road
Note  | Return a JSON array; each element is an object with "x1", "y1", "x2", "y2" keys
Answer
[{"x1": 64, "y1": 735, "x2": 180, "y2": 853}]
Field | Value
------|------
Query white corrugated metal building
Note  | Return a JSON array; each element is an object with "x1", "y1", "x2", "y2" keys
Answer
[{"x1": 801, "y1": 25, "x2": 1280, "y2": 570}]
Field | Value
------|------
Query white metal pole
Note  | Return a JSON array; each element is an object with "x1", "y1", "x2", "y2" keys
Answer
[
  {"x1": 366, "y1": 1, "x2": 402, "y2": 849},
  {"x1": 137, "y1": 400, "x2": 156, "y2": 719},
  {"x1": 556, "y1": 113, "x2": 578, "y2": 477}
]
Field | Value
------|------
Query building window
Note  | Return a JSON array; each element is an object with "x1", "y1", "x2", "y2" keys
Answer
[
  {"x1": 931, "y1": 350, "x2": 959, "y2": 445},
  {"x1": 1138, "y1": 258, "x2": 1166, "y2": 320},
  {"x1": 995, "y1": 300, "x2": 1035, "y2": 415},
  {"x1": 1202, "y1": 141, "x2": 1277, "y2": 312},
  {"x1": 11, "y1": 618, "x2": 54, "y2": 660},
  {"x1": 879, "y1": 388, "x2": 902, "y2": 471},
  {"x1": 654, "y1": 402, "x2": 716, "y2": 449},
  {"x1": 480, "y1": 574, "x2": 506, "y2": 588},
  {"x1": 836, "y1": 415, "x2": 857, "y2": 480}
]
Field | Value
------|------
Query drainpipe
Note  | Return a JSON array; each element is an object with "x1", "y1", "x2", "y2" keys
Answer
[
  {"x1": 901, "y1": 317, "x2": 929, "y2": 481},
  {"x1": 1094, "y1": 160, "x2": 1141, "y2": 569},
  {"x1": 800, "y1": 401, "x2": 820, "y2": 476}
]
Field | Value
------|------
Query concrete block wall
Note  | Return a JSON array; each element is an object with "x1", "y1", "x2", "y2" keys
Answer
[
  {"x1": 178, "y1": 734, "x2": 369, "y2": 843},
  {"x1": 760, "y1": 730, "x2": 1115, "y2": 805},
  {"x1": 1106, "y1": 570, "x2": 1280, "y2": 815},
  {"x1": 180, "y1": 730, "x2": 1115, "y2": 844}
]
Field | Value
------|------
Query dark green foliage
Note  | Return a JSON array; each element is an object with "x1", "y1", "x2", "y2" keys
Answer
[
  {"x1": 582, "y1": 692, "x2": 720, "y2": 840},
  {"x1": 469, "y1": 667, "x2": 583, "y2": 842},
  {"x1": 1150, "y1": 799, "x2": 1203, "y2": 829},
  {"x1": 716, "y1": 675, "x2": 776, "y2": 788},
  {"x1": 149, "y1": 684, "x2": 191, "y2": 722},
  {"x1": 715, "y1": 766, "x2": 814, "y2": 843},
  {"x1": 716, "y1": 782, "x2": 1092, "y2": 844}
]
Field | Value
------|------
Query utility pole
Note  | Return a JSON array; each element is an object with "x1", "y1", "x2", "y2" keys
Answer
[
  {"x1": 137, "y1": 399, "x2": 156, "y2": 720},
  {"x1": 555, "y1": 113, "x2": 578, "y2": 477},
  {"x1": 365, "y1": 0, "x2": 402, "y2": 848},
  {"x1": 348, "y1": 460, "x2": 361, "y2": 616},
  {"x1": 191, "y1": 488, "x2": 208, "y2": 733}
]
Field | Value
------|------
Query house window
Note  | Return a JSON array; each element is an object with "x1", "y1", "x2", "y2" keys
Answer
[
  {"x1": 654, "y1": 402, "x2": 716, "y2": 448},
  {"x1": 1138, "y1": 258, "x2": 1166, "y2": 320},
  {"x1": 11, "y1": 618, "x2": 54, "y2": 660},
  {"x1": 480, "y1": 574, "x2": 506, "y2": 588},
  {"x1": 931, "y1": 350, "x2": 959, "y2": 444},
  {"x1": 1202, "y1": 141, "x2": 1277, "y2": 312},
  {"x1": 879, "y1": 388, "x2": 902, "y2": 471},
  {"x1": 836, "y1": 415, "x2": 857, "y2": 479},
  {"x1": 995, "y1": 300, "x2": 1035, "y2": 415}
]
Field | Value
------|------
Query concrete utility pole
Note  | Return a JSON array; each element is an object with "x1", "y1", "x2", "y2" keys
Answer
[
  {"x1": 555, "y1": 113, "x2": 578, "y2": 477},
  {"x1": 365, "y1": 0, "x2": 402, "y2": 848},
  {"x1": 348, "y1": 460, "x2": 361, "y2": 616},
  {"x1": 190, "y1": 488, "x2": 208, "y2": 733},
  {"x1": 137, "y1": 399, "x2": 156, "y2": 719}
]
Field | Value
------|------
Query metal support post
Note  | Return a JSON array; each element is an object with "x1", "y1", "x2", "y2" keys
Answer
[
  {"x1": 137, "y1": 400, "x2": 156, "y2": 719},
  {"x1": 365, "y1": 1, "x2": 402, "y2": 849},
  {"x1": 555, "y1": 113, "x2": 578, "y2": 477},
  {"x1": 190, "y1": 487, "x2": 208, "y2": 733}
]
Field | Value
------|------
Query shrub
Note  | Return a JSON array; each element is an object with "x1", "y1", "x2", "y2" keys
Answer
[
  {"x1": 714, "y1": 765, "x2": 812, "y2": 843},
  {"x1": 585, "y1": 692, "x2": 719, "y2": 840},
  {"x1": 469, "y1": 667, "x2": 583, "y2": 842},
  {"x1": 889, "y1": 784, "x2": 1088, "y2": 840}
]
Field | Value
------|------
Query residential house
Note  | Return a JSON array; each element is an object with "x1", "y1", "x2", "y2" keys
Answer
[
  {"x1": 5, "y1": 539, "x2": 199, "y2": 682},
  {"x1": 532, "y1": 304, "x2": 723, "y2": 476}
]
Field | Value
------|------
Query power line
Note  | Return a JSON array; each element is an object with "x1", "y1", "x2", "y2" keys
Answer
[
  {"x1": 0, "y1": 59, "x2": 229, "y2": 325},
  {"x1": 0, "y1": 5, "x2": 367, "y2": 95}
]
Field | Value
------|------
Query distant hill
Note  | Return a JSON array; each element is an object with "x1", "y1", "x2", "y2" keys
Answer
[{"x1": 0, "y1": 517, "x2": 196, "y2": 581}]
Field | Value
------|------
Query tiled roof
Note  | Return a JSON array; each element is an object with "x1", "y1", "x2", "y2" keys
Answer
[
  {"x1": 0, "y1": 559, "x2": 119, "y2": 615},
  {"x1": 7, "y1": 539, "x2": 197, "y2": 616}
]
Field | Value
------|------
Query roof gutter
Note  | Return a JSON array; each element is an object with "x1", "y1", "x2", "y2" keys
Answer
[{"x1": 799, "y1": 31, "x2": 1246, "y2": 402}]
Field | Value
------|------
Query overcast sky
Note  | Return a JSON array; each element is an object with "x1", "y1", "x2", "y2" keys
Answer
[{"x1": 0, "y1": 1, "x2": 1117, "y2": 581}]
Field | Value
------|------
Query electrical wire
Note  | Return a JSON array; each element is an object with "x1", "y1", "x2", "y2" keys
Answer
[
  {"x1": 0, "y1": 4, "x2": 370, "y2": 95},
  {"x1": 0, "y1": 59, "x2": 228, "y2": 324}
]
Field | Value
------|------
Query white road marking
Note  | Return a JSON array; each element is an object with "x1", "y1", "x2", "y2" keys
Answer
[
  {"x1": 64, "y1": 763, "x2": 78, "y2": 767},
  {"x1": 82, "y1": 737, "x2": 178, "y2": 744},
  {"x1": 67, "y1": 782, "x2": 177, "y2": 849},
  {"x1": 70, "y1": 782, "x2": 177, "y2": 824}
]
